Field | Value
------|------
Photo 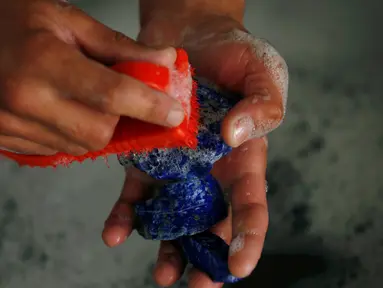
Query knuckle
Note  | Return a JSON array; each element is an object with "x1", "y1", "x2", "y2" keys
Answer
[
  {"x1": 88, "y1": 117, "x2": 118, "y2": 151},
  {"x1": 256, "y1": 39, "x2": 289, "y2": 108},
  {"x1": 244, "y1": 34, "x2": 289, "y2": 94},
  {"x1": 140, "y1": 90, "x2": 163, "y2": 122},
  {"x1": 113, "y1": 30, "x2": 131, "y2": 43},
  {"x1": 89, "y1": 132, "x2": 112, "y2": 151},
  {"x1": 0, "y1": 80, "x2": 30, "y2": 113},
  {"x1": 97, "y1": 73, "x2": 165, "y2": 123},
  {"x1": 99, "y1": 91, "x2": 118, "y2": 115},
  {"x1": 97, "y1": 76, "x2": 125, "y2": 114}
]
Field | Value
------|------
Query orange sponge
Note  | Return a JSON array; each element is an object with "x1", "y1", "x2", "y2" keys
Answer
[{"x1": 0, "y1": 49, "x2": 199, "y2": 167}]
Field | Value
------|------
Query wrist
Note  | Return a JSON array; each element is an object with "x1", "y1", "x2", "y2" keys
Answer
[
  {"x1": 138, "y1": 0, "x2": 244, "y2": 47},
  {"x1": 140, "y1": 0, "x2": 244, "y2": 27}
]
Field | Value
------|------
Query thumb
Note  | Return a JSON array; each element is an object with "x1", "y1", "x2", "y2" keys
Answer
[{"x1": 60, "y1": 5, "x2": 176, "y2": 66}]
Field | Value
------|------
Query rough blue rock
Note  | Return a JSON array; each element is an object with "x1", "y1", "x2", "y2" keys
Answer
[
  {"x1": 135, "y1": 175, "x2": 228, "y2": 240},
  {"x1": 178, "y1": 231, "x2": 241, "y2": 283},
  {"x1": 119, "y1": 81, "x2": 241, "y2": 283}
]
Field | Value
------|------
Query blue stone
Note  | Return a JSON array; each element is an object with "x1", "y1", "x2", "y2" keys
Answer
[
  {"x1": 119, "y1": 81, "x2": 243, "y2": 284},
  {"x1": 126, "y1": 83, "x2": 236, "y2": 181},
  {"x1": 135, "y1": 174, "x2": 228, "y2": 240},
  {"x1": 177, "y1": 231, "x2": 241, "y2": 283}
]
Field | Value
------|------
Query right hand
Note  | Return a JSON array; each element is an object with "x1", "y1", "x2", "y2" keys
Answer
[{"x1": 0, "y1": 0, "x2": 182, "y2": 156}]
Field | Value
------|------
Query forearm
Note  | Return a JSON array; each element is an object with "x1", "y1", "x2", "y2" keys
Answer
[{"x1": 139, "y1": 0, "x2": 245, "y2": 27}]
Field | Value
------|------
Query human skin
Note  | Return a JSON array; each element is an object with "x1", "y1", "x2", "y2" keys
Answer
[
  {"x1": 102, "y1": 1, "x2": 289, "y2": 288},
  {"x1": 0, "y1": 0, "x2": 288, "y2": 286},
  {"x1": 0, "y1": 0, "x2": 184, "y2": 156}
]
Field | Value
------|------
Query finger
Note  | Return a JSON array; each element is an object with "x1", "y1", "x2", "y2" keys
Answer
[
  {"x1": 212, "y1": 137, "x2": 268, "y2": 190},
  {"x1": 0, "y1": 135, "x2": 56, "y2": 155},
  {"x1": 153, "y1": 241, "x2": 185, "y2": 287},
  {"x1": 215, "y1": 138, "x2": 268, "y2": 278},
  {"x1": 58, "y1": 3, "x2": 177, "y2": 66},
  {"x1": 186, "y1": 32, "x2": 287, "y2": 147},
  {"x1": 188, "y1": 268, "x2": 223, "y2": 288},
  {"x1": 102, "y1": 167, "x2": 154, "y2": 247},
  {"x1": 0, "y1": 109, "x2": 87, "y2": 155},
  {"x1": 221, "y1": 43, "x2": 285, "y2": 147},
  {"x1": 210, "y1": 206, "x2": 232, "y2": 245},
  {"x1": 44, "y1": 36, "x2": 184, "y2": 127},
  {"x1": 4, "y1": 76, "x2": 121, "y2": 151}
]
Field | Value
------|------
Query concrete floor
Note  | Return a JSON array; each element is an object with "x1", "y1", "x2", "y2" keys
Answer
[{"x1": 1, "y1": 0, "x2": 382, "y2": 287}]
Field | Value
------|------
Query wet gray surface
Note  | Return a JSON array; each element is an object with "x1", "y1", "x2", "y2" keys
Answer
[{"x1": 1, "y1": 0, "x2": 382, "y2": 287}]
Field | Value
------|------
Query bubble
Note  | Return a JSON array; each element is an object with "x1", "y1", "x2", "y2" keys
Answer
[{"x1": 229, "y1": 233, "x2": 245, "y2": 256}]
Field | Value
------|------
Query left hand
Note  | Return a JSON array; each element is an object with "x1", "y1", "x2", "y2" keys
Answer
[{"x1": 102, "y1": 14, "x2": 288, "y2": 288}]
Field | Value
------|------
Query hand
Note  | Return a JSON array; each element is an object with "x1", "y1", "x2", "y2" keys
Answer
[
  {"x1": 102, "y1": 14, "x2": 288, "y2": 288},
  {"x1": 0, "y1": 0, "x2": 184, "y2": 156}
]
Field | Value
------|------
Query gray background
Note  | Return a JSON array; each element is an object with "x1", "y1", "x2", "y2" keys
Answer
[{"x1": 1, "y1": 0, "x2": 382, "y2": 287}]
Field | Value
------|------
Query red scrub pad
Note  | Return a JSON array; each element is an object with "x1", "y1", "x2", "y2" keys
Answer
[{"x1": 0, "y1": 49, "x2": 199, "y2": 167}]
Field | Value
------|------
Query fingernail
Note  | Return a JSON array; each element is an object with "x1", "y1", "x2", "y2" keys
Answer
[
  {"x1": 102, "y1": 226, "x2": 128, "y2": 247},
  {"x1": 146, "y1": 47, "x2": 177, "y2": 67},
  {"x1": 233, "y1": 116, "x2": 255, "y2": 146},
  {"x1": 157, "y1": 47, "x2": 177, "y2": 67},
  {"x1": 166, "y1": 105, "x2": 185, "y2": 127}
]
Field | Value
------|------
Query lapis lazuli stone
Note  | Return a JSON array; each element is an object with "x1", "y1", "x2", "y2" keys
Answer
[
  {"x1": 178, "y1": 231, "x2": 240, "y2": 283},
  {"x1": 135, "y1": 174, "x2": 228, "y2": 240},
  {"x1": 119, "y1": 81, "x2": 241, "y2": 283}
]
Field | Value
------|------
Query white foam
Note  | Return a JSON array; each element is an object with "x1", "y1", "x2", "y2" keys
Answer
[
  {"x1": 167, "y1": 66, "x2": 193, "y2": 119},
  {"x1": 229, "y1": 232, "x2": 245, "y2": 256},
  {"x1": 226, "y1": 30, "x2": 289, "y2": 115}
]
